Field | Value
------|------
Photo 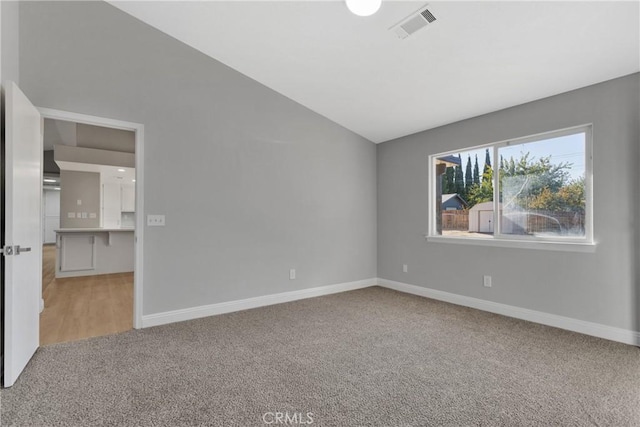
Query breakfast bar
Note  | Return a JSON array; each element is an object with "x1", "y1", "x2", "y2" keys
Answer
[{"x1": 54, "y1": 228, "x2": 135, "y2": 278}]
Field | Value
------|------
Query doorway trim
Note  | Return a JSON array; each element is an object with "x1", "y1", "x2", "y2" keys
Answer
[{"x1": 38, "y1": 107, "x2": 144, "y2": 329}]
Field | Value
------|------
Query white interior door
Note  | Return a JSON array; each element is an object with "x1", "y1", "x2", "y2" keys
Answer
[{"x1": 3, "y1": 81, "x2": 42, "y2": 387}]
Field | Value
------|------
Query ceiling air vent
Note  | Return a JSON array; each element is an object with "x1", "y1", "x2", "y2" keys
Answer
[{"x1": 391, "y1": 5, "x2": 437, "y2": 39}]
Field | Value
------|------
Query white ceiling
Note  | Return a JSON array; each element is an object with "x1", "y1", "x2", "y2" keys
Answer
[{"x1": 110, "y1": 1, "x2": 640, "y2": 143}]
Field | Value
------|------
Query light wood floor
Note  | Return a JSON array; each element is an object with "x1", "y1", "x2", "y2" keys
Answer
[{"x1": 40, "y1": 245, "x2": 133, "y2": 346}]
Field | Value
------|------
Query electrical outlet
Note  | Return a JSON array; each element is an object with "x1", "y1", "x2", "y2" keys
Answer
[
  {"x1": 289, "y1": 269, "x2": 296, "y2": 280},
  {"x1": 483, "y1": 275, "x2": 492, "y2": 288},
  {"x1": 147, "y1": 214, "x2": 166, "y2": 226},
  {"x1": 403, "y1": 264, "x2": 408, "y2": 273}
]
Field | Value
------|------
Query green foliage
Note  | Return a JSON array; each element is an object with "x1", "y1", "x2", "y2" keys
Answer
[
  {"x1": 483, "y1": 149, "x2": 491, "y2": 177},
  {"x1": 473, "y1": 155, "x2": 480, "y2": 186},
  {"x1": 464, "y1": 155, "x2": 473, "y2": 197},
  {"x1": 443, "y1": 149, "x2": 582, "y2": 213},
  {"x1": 528, "y1": 177, "x2": 585, "y2": 213},
  {"x1": 467, "y1": 167, "x2": 494, "y2": 208},
  {"x1": 442, "y1": 167, "x2": 455, "y2": 194},
  {"x1": 501, "y1": 153, "x2": 569, "y2": 189},
  {"x1": 499, "y1": 152, "x2": 581, "y2": 212},
  {"x1": 454, "y1": 155, "x2": 464, "y2": 195}
]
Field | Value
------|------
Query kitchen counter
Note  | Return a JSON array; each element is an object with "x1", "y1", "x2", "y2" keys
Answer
[
  {"x1": 55, "y1": 227, "x2": 134, "y2": 247},
  {"x1": 54, "y1": 228, "x2": 134, "y2": 232},
  {"x1": 54, "y1": 228, "x2": 134, "y2": 278}
]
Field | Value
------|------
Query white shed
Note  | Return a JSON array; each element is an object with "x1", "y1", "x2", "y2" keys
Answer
[
  {"x1": 469, "y1": 202, "x2": 528, "y2": 234},
  {"x1": 469, "y1": 202, "x2": 501, "y2": 233}
]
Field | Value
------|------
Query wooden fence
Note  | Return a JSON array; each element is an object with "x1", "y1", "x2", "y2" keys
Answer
[
  {"x1": 516, "y1": 210, "x2": 585, "y2": 235},
  {"x1": 442, "y1": 209, "x2": 584, "y2": 235},
  {"x1": 442, "y1": 211, "x2": 469, "y2": 231}
]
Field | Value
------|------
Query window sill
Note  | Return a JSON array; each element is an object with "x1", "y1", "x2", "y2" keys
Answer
[{"x1": 426, "y1": 235, "x2": 596, "y2": 253}]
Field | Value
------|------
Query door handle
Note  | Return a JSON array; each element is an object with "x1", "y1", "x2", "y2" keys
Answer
[{"x1": 15, "y1": 245, "x2": 31, "y2": 255}]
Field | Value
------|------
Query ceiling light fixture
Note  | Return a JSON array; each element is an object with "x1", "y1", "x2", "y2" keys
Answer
[
  {"x1": 117, "y1": 168, "x2": 126, "y2": 172},
  {"x1": 346, "y1": 0, "x2": 382, "y2": 17}
]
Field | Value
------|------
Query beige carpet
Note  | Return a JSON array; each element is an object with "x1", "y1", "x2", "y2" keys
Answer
[{"x1": 2, "y1": 286, "x2": 639, "y2": 426}]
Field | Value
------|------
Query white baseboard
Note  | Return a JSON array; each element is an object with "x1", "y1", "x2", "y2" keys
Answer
[
  {"x1": 142, "y1": 278, "x2": 375, "y2": 328},
  {"x1": 377, "y1": 278, "x2": 640, "y2": 347},
  {"x1": 141, "y1": 276, "x2": 640, "y2": 347}
]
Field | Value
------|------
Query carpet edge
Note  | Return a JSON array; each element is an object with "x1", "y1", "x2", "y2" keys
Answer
[
  {"x1": 141, "y1": 278, "x2": 376, "y2": 328},
  {"x1": 378, "y1": 277, "x2": 640, "y2": 346}
]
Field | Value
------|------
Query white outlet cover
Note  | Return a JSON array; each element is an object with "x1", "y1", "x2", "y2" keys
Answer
[
  {"x1": 289, "y1": 269, "x2": 296, "y2": 280},
  {"x1": 68, "y1": 212, "x2": 75, "y2": 218},
  {"x1": 89, "y1": 213, "x2": 97, "y2": 219},
  {"x1": 147, "y1": 214, "x2": 166, "y2": 226}
]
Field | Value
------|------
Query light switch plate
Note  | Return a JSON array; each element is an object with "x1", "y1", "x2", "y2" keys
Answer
[{"x1": 147, "y1": 214, "x2": 165, "y2": 226}]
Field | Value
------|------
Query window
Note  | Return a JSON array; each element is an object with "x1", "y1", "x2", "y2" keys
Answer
[{"x1": 429, "y1": 125, "x2": 593, "y2": 249}]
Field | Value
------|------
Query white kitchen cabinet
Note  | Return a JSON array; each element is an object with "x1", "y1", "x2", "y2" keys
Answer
[
  {"x1": 59, "y1": 234, "x2": 96, "y2": 272},
  {"x1": 43, "y1": 189, "x2": 61, "y2": 244},
  {"x1": 102, "y1": 183, "x2": 121, "y2": 228},
  {"x1": 121, "y1": 184, "x2": 135, "y2": 212}
]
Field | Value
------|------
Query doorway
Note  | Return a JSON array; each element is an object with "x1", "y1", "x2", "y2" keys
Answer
[
  {"x1": 37, "y1": 109, "x2": 144, "y2": 345},
  {"x1": 2, "y1": 83, "x2": 146, "y2": 386}
]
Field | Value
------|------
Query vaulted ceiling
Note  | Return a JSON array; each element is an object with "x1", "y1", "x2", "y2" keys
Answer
[{"x1": 110, "y1": 1, "x2": 640, "y2": 143}]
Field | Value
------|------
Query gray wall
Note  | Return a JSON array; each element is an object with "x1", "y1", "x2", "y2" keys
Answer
[
  {"x1": 43, "y1": 119, "x2": 77, "y2": 150},
  {"x1": 378, "y1": 73, "x2": 640, "y2": 332},
  {"x1": 59, "y1": 170, "x2": 100, "y2": 229},
  {"x1": 76, "y1": 123, "x2": 135, "y2": 153},
  {"x1": 19, "y1": 1, "x2": 377, "y2": 314},
  {"x1": 44, "y1": 120, "x2": 135, "y2": 153},
  {"x1": 1, "y1": 0, "x2": 19, "y2": 85},
  {"x1": 43, "y1": 150, "x2": 60, "y2": 175}
]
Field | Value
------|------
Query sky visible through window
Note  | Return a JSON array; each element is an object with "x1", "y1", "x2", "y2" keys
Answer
[{"x1": 455, "y1": 133, "x2": 585, "y2": 182}]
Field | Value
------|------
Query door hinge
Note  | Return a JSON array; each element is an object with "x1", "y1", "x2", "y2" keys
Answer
[{"x1": 1, "y1": 246, "x2": 14, "y2": 256}]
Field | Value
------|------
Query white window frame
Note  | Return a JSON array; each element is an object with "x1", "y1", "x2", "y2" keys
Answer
[{"x1": 427, "y1": 124, "x2": 594, "y2": 252}]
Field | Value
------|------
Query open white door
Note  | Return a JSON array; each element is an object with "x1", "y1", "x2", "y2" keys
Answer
[{"x1": 3, "y1": 82, "x2": 42, "y2": 387}]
